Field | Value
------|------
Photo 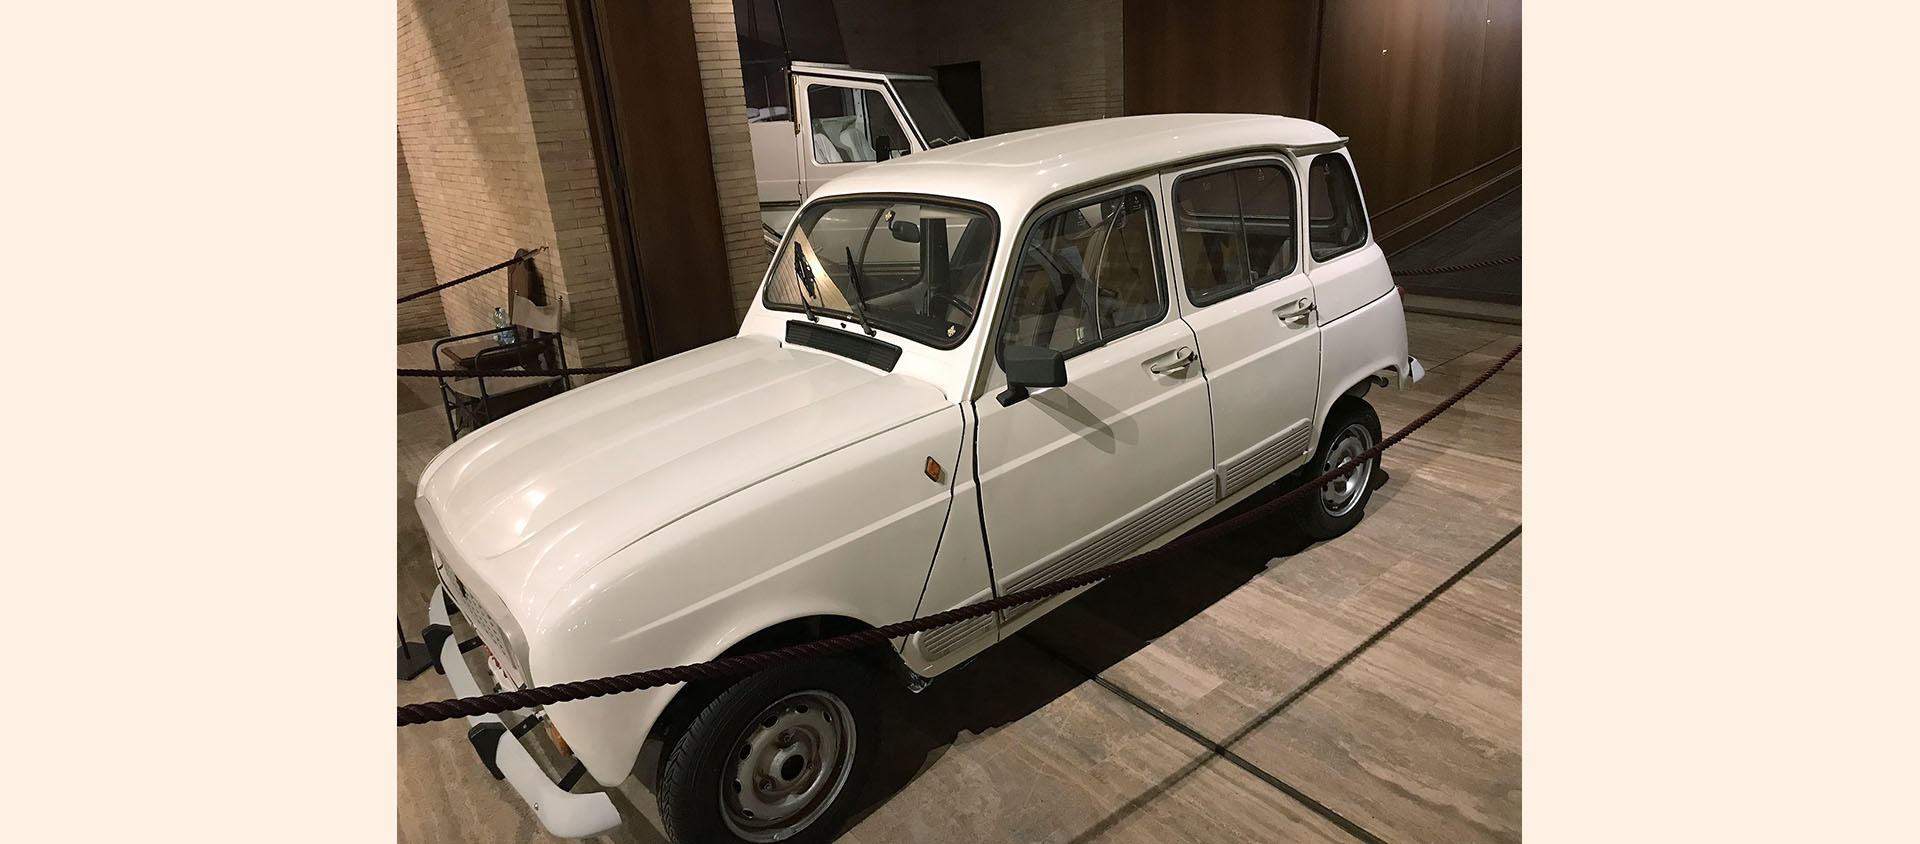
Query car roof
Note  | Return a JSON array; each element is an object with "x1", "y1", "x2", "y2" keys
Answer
[
  {"x1": 789, "y1": 61, "x2": 932, "y2": 84},
  {"x1": 809, "y1": 114, "x2": 1345, "y2": 217}
]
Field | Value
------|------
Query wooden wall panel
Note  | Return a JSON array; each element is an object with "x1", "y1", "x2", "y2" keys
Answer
[
  {"x1": 1124, "y1": 0, "x2": 1520, "y2": 251},
  {"x1": 1478, "y1": 0, "x2": 1523, "y2": 165},
  {"x1": 1123, "y1": 0, "x2": 1319, "y2": 117}
]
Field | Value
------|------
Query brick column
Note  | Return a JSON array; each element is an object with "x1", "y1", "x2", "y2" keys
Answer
[
  {"x1": 397, "y1": 0, "x2": 629, "y2": 368},
  {"x1": 506, "y1": 0, "x2": 629, "y2": 367},
  {"x1": 690, "y1": 0, "x2": 767, "y2": 321},
  {"x1": 398, "y1": 137, "x2": 448, "y2": 344}
]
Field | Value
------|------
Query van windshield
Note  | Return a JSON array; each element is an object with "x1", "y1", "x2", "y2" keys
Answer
[
  {"x1": 891, "y1": 79, "x2": 970, "y2": 148},
  {"x1": 765, "y1": 199, "x2": 997, "y2": 349}
]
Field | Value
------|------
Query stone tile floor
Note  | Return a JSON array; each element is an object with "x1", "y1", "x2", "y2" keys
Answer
[{"x1": 397, "y1": 312, "x2": 1522, "y2": 843}]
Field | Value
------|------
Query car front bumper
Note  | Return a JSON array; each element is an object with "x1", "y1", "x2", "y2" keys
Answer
[{"x1": 422, "y1": 586, "x2": 623, "y2": 840}]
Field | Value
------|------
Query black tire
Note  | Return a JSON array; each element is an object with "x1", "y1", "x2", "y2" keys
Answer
[
  {"x1": 1294, "y1": 398, "x2": 1383, "y2": 541},
  {"x1": 658, "y1": 658, "x2": 880, "y2": 844}
]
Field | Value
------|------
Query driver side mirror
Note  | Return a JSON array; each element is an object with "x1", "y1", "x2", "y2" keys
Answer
[
  {"x1": 998, "y1": 345, "x2": 1067, "y2": 406},
  {"x1": 875, "y1": 134, "x2": 909, "y2": 160}
]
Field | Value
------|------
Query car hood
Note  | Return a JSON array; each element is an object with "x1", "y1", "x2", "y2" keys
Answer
[{"x1": 415, "y1": 334, "x2": 949, "y2": 624}]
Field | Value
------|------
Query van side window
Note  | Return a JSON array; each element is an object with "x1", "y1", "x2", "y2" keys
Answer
[
  {"x1": 1173, "y1": 163, "x2": 1298, "y2": 307},
  {"x1": 1306, "y1": 154, "x2": 1368, "y2": 261},
  {"x1": 807, "y1": 85, "x2": 908, "y2": 164},
  {"x1": 1000, "y1": 190, "x2": 1167, "y2": 357}
]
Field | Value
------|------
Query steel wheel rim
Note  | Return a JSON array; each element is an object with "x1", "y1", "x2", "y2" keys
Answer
[
  {"x1": 720, "y1": 690, "x2": 857, "y2": 841},
  {"x1": 1319, "y1": 423, "x2": 1374, "y2": 518}
]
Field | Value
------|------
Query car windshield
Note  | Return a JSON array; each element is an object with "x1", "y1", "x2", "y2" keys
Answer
[
  {"x1": 891, "y1": 79, "x2": 970, "y2": 148},
  {"x1": 765, "y1": 198, "x2": 997, "y2": 349}
]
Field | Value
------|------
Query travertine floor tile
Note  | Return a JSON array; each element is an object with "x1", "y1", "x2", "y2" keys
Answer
[
  {"x1": 1233, "y1": 540, "x2": 1523, "y2": 844},
  {"x1": 837, "y1": 638, "x2": 1213, "y2": 844},
  {"x1": 1405, "y1": 315, "x2": 1519, "y2": 370},
  {"x1": 1027, "y1": 433, "x2": 1519, "y2": 741},
  {"x1": 1068, "y1": 756, "x2": 1355, "y2": 844}
]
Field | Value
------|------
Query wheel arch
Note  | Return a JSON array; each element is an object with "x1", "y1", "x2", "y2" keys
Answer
[
  {"x1": 1312, "y1": 290, "x2": 1409, "y2": 440},
  {"x1": 1315, "y1": 355, "x2": 1395, "y2": 443},
  {"x1": 646, "y1": 614, "x2": 890, "y2": 764}
]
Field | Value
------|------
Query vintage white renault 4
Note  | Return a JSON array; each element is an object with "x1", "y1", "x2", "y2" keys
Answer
[{"x1": 416, "y1": 113, "x2": 1423, "y2": 842}]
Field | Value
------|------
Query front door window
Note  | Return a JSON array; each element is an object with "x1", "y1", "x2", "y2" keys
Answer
[
  {"x1": 1000, "y1": 190, "x2": 1168, "y2": 356},
  {"x1": 806, "y1": 85, "x2": 909, "y2": 164}
]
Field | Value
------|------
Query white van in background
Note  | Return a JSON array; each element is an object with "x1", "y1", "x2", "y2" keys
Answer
[{"x1": 750, "y1": 61, "x2": 974, "y2": 250}]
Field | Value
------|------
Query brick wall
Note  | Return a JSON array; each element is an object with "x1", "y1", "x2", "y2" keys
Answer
[
  {"x1": 691, "y1": 0, "x2": 768, "y2": 320},
  {"x1": 397, "y1": 137, "x2": 448, "y2": 344},
  {"x1": 397, "y1": 0, "x2": 629, "y2": 367},
  {"x1": 836, "y1": 0, "x2": 1123, "y2": 134},
  {"x1": 832, "y1": 0, "x2": 921, "y2": 77},
  {"x1": 506, "y1": 0, "x2": 630, "y2": 366}
]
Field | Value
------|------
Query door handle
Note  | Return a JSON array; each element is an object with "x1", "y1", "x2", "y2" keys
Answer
[
  {"x1": 1275, "y1": 298, "x2": 1316, "y2": 324},
  {"x1": 1149, "y1": 346, "x2": 1197, "y2": 375}
]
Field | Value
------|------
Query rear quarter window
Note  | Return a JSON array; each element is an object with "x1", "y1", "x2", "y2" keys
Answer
[{"x1": 1306, "y1": 154, "x2": 1368, "y2": 262}]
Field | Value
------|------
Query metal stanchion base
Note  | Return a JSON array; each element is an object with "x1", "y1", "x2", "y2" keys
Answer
[{"x1": 399, "y1": 641, "x2": 435, "y2": 680}]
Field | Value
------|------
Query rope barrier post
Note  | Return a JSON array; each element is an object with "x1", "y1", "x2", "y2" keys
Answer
[{"x1": 398, "y1": 618, "x2": 434, "y2": 681}]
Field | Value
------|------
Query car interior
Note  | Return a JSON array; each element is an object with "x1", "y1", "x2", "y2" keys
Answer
[
  {"x1": 1001, "y1": 191, "x2": 1166, "y2": 355},
  {"x1": 1174, "y1": 165, "x2": 1298, "y2": 305},
  {"x1": 807, "y1": 85, "x2": 905, "y2": 164}
]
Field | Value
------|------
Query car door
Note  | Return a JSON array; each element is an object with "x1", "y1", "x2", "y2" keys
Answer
[
  {"x1": 795, "y1": 78, "x2": 916, "y2": 197},
  {"x1": 1161, "y1": 157, "x2": 1323, "y2": 497},
  {"x1": 970, "y1": 181, "x2": 1217, "y2": 632}
]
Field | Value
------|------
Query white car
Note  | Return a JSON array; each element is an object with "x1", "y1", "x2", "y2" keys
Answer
[{"x1": 416, "y1": 113, "x2": 1423, "y2": 843}]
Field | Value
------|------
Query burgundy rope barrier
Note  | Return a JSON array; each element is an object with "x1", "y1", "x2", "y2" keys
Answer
[
  {"x1": 398, "y1": 246, "x2": 548, "y2": 305},
  {"x1": 1389, "y1": 255, "x2": 1520, "y2": 277}
]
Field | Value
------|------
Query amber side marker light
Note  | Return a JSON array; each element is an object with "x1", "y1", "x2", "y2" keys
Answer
[
  {"x1": 547, "y1": 721, "x2": 572, "y2": 756},
  {"x1": 924, "y1": 457, "x2": 943, "y2": 482}
]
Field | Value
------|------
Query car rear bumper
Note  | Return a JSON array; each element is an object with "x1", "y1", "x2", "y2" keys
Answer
[{"x1": 422, "y1": 586, "x2": 623, "y2": 839}]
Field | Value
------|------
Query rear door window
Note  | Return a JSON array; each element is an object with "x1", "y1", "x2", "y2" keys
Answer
[{"x1": 1172, "y1": 163, "x2": 1298, "y2": 306}]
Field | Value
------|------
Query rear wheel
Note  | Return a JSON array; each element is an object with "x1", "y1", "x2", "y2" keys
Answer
[
  {"x1": 658, "y1": 658, "x2": 879, "y2": 844},
  {"x1": 1294, "y1": 398, "x2": 1382, "y2": 540}
]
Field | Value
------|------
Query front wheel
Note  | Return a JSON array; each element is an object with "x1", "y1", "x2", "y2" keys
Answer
[
  {"x1": 658, "y1": 658, "x2": 880, "y2": 844},
  {"x1": 1294, "y1": 398, "x2": 1383, "y2": 540}
]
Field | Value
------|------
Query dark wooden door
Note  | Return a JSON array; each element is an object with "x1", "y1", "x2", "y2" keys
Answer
[
  {"x1": 567, "y1": 0, "x2": 740, "y2": 362},
  {"x1": 934, "y1": 61, "x2": 986, "y2": 139}
]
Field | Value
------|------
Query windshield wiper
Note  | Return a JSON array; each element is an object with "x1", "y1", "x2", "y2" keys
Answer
[
  {"x1": 792, "y1": 248, "x2": 819, "y2": 322},
  {"x1": 843, "y1": 246, "x2": 877, "y2": 337}
]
